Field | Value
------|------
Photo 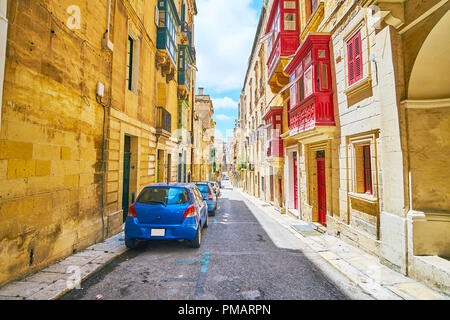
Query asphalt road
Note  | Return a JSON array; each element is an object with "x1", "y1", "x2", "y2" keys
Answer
[{"x1": 61, "y1": 182, "x2": 354, "y2": 300}]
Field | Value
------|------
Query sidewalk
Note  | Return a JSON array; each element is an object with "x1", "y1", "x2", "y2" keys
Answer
[
  {"x1": 237, "y1": 188, "x2": 449, "y2": 300},
  {"x1": 0, "y1": 232, "x2": 127, "y2": 300}
]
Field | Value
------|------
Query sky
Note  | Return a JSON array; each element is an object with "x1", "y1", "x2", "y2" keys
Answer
[{"x1": 194, "y1": 0, "x2": 264, "y2": 142}]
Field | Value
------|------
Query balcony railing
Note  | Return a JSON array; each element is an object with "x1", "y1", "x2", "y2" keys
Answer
[
  {"x1": 288, "y1": 93, "x2": 334, "y2": 135},
  {"x1": 156, "y1": 107, "x2": 172, "y2": 134}
]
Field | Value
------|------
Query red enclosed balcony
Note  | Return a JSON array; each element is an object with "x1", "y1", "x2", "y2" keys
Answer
[
  {"x1": 263, "y1": 107, "x2": 284, "y2": 159},
  {"x1": 265, "y1": 0, "x2": 300, "y2": 94},
  {"x1": 284, "y1": 34, "x2": 335, "y2": 139}
]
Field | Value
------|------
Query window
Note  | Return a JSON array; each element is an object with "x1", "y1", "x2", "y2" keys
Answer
[
  {"x1": 126, "y1": 34, "x2": 140, "y2": 93},
  {"x1": 290, "y1": 73, "x2": 297, "y2": 105},
  {"x1": 284, "y1": 13, "x2": 296, "y2": 31},
  {"x1": 347, "y1": 31, "x2": 363, "y2": 86},
  {"x1": 297, "y1": 76, "x2": 305, "y2": 102},
  {"x1": 348, "y1": 133, "x2": 377, "y2": 196},
  {"x1": 127, "y1": 36, "x2": 134, "y2": 91},
  {"x1": 310, "y1": 0, "x2": 319, "y2": 14},
  {"x1": 165, "y1": 2, "x2": 178, "y2": 63},
  {"x1": 137, "y1": 187, "x2": 190, "y2": 206},
  {"x1": 318, "y1": 63, "x2": 329, "y2": 91},
  {"x1": 304, "y1": 66, "x2": 313, "y2": 97},
  {"x1": 363, "y1": 146, "x2": 372, "y2": 194},
  {"x1": 284, "y1": 1, "x2": 296, "y2": 9}
]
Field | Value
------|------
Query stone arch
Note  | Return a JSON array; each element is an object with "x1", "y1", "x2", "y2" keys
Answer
[
  {"x1": 408, "y1": 11, "x2": 450, "y2": 100},
  {"x1": 403, "y1": 9, "x2": 450, "y2": 260}
]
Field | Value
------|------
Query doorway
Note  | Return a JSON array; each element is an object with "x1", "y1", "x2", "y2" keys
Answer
[
  {"x1": 317, "y1": 151, "x2": 327, "y2": 226},
  {"x1": 270, "y1": 173, "x2": 274, "y2": 202},
  {"x1": 293, "y1": 152, "x2": 298, "y2": 210},
  {"x1": 167, "y1": 153, "x2": 172, "y2": 183},
  {"x1": 122, "y1": 136, "x2": 131, "y2": 222}
]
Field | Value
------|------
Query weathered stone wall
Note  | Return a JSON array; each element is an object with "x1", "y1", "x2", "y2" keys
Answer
[{"x1": 0, "y1": 0, "x2": 111, "y2": 285}]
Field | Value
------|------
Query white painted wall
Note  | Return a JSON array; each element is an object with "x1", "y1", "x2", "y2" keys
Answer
[{"x1": 0, "y1": 0, "x2": 7, "y2": 129}]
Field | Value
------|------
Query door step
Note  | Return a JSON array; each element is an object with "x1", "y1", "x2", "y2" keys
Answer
[{"x1": 311, "y1": 223, "x2": 327, "y2": 234}]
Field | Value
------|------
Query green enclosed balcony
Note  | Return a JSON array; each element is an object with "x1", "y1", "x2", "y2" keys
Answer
[
  {"x1": 156, "y1": 0, "x2": 180, "y2": 79},
  {"x1": 177, "y1": 45, "x2": 194, "y2": 98}
]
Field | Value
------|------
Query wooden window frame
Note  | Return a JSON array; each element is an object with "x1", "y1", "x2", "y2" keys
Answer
[
  {"x1": 127, "y1": 36, "x2": 134, "y2": 91},
  {"x1": 347, "y1": 131, "x2": 379, "y2": 199},
  {"x1": 126, "y1": 29, "x2": 140, "y2": 94},
  {"x1": 347, "y1": 31, "x2": 363, "y2": 86},
  {"x1": 363, "y1": 145, "x2": 372, "y2": 195}
]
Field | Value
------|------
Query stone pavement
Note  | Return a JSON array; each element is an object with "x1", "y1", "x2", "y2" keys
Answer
[
  {"x1": 1, "y1": 187, "x2": 448, "y2": 301},
  {"x1": 238, "y1": 188, "x2": 449, "y2": 300},
  {"x1": 0, "y1": 232, "x2": 127, "y2": 300}
]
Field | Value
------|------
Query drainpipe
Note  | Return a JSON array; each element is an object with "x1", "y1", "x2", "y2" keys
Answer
[
  {"x1": 96, "y1": 92, "x2": 109, "y2": 242},
  {"x1": 0, "y1": 0, "x2": 8, "y2": 130}
]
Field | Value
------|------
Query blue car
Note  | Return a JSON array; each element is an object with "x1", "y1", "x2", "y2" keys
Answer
[
  {"x1": 124, "y1": 183, "x2": 209, "y2": 249},
  {"x1": 194, "y1": 182, "x2": 217, "y2": 216}
]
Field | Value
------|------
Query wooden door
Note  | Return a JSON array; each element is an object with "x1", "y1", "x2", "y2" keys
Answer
[
  {"x1": 317, "y1": 158, "x2": 327, "y2": 225},
  {"x1": 270, "y1": 175, "x2": 274, "y2": 202},
  {"x1": 293, "y1": 153, "x2": 298, "y2": 210},
  {"x1": 122, "y1": 136, "x2": 131, "y2": 222}
]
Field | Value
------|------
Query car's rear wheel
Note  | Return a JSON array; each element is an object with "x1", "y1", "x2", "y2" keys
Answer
[
  {"x1": 125, "y1": 238, "x2": 139, "y2": 249},
  {"x1": 190, "y1": 228, "x2": 202, "y2": 248}
]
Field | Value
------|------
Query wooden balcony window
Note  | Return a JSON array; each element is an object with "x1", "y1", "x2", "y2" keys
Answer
[
  {"x1": 156, "y1": 0, "x2": 180, "y2": 65},
  {"x1": 265, "y1": 0, "x2": 300, "y2": 77},
  {"x1": 285, "y1": 34, "x2": 335, "y2": 134}
]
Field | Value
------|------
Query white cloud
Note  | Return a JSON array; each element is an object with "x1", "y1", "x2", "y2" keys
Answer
[
  {"x1": 215, "y1": 114, "x2": 234, "y2": 121},
  {"x1": 195, "y1": 0, "x2": 259, "y2": 93},
  {"x1": 212, "y1": 96, "x2": 238, "y2": 110}
]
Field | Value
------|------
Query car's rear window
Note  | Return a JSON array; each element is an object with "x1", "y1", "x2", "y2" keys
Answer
[
  {"x1": 196, "y1": 184, "x2": 210, "y2": 193},
  {"x1": 137, "y1": 187, "x2": 190, "y2": 205}
]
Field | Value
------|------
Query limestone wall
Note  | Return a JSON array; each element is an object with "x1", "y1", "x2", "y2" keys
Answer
[{"x1": 0, "y1": 0, "x2": 111, "y2": 285}]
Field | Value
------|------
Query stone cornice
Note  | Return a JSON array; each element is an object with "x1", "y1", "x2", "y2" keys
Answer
[{"x1": 400, "y1": 98, "x2": 450, "y2": 109}]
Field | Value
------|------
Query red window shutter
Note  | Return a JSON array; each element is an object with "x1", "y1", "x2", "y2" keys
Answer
[
  {"x1": 354, "y1": 32, "x2": 362, "y2": 82},
  {"x1": 347, "y1": 31, "x2": 363, "y2": 86},
  {"x1": 347, "y1": 39, "x2": 355, "y2": 84}
]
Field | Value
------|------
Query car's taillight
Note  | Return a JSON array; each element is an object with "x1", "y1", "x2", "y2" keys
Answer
[
  {"x1": 128, "y1": 204, "x2": 137, "y2": 217},
  {"x1": 183, "y1": 204, "x2": 196, "y2": 218},
  {"x1": 209, "y1": 190, "x2": 213, "y2": 200}
]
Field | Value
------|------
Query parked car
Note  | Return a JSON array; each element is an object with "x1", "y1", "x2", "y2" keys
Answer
[
  {"x1": 194, "y1": 182, "x2": 217, "y2": 216},
  {"x1": 124, "y1": 183, "x2": 208, "y2": 249},
  {"x1": 211, "y1": 181, "x2": 221, "y2": 197}
]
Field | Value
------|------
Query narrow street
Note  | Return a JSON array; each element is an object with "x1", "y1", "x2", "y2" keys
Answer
[{"x1": 60, "y1": 182, "x2": 360, "y2": 300}]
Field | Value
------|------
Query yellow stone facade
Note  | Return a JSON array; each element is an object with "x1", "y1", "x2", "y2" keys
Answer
[
  {"x1": 233, "y1": 0, "x2": 450, "y2": 293},
  {"x1": 0, "y1": 0, "x2": 199, "y2": 287}
]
